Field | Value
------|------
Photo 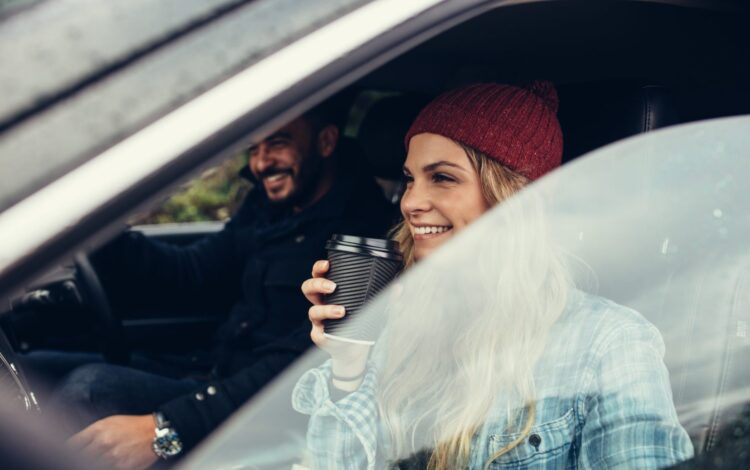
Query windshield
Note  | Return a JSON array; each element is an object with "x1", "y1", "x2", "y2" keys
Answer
[{"x1": 184, "y1": 115, "x2": 750, "y2": 469}]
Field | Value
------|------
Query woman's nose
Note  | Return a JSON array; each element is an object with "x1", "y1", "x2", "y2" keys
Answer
[{"x1": 400, "y1": 183, "x2": 431, "y2": 214}]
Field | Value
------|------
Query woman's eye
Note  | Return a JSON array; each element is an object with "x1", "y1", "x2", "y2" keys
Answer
[
  {"x1": 403, "y1": 174, "x2": 414, "y2": 184},
  {"x1": 432, "y1": 173, "x2": 455, "y2": 183}
]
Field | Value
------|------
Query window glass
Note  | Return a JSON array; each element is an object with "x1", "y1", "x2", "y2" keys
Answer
[
  {"x1": 129, "y1": 154, "x2": 250, "y2": 225},
  {"x1": 185, "y1": 116, "x2": 750, "y2": 469}
]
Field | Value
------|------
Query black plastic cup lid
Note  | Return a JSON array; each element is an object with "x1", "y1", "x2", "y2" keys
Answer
[{"x1": 326, "y1": 234, "x2": 403, "y2": 261}]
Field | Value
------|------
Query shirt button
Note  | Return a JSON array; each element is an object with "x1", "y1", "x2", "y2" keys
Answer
[
  {"x1": 295, "y1": 235, "x2": 305, "y2": 243},
  {"x1": 207, "y1": 386, "x2": 217, "y2": 396},
  {"x1": 240, "y1": 321, "x2": 249, "y2": 329},
  {"x1": 528, "y1": 433, "x2": 542, "y2": 450},
  {"x1": 195, "y1": 392, "x2": 205, "y2": 401}
]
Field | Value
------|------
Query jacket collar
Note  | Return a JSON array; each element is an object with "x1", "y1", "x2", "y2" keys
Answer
[
  {"x1": 235, "y1": 164, "x2": 368, "y2": 244},
  {"x1": 241, "y1": 162, "x2": 363, "y2": 223}
]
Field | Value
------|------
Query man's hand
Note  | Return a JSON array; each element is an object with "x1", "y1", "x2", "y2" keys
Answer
[{"x1": 68, "y1": 414, "x2": 158, "y2": 470}]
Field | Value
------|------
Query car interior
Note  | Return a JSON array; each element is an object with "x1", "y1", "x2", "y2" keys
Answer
[{"x1": 2, "y1": 0, "x2": 750, "y2": 466}]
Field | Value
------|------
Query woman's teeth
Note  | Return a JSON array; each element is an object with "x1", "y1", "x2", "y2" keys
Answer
[{"x1": 413, "y1": 226, "x2": 451, "y2": 235}]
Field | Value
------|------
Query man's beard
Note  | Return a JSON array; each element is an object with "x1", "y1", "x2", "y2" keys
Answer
[{"x1": 266, "y1": 150, "x2": 324, "y2": 209}]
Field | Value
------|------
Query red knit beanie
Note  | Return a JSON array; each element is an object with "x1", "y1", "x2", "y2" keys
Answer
[{"x1": 404, "y1": 81, "x2": 563, "y2": 181}]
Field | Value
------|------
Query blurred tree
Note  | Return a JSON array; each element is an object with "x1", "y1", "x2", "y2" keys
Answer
[{"x1": 131, "y1": 154, "x2": 251, "y2": 225}]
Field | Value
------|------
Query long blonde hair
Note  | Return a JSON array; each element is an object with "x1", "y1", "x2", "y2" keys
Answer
[{"x1": 379, "y1": 144, "x2": 569, "y2": 469}]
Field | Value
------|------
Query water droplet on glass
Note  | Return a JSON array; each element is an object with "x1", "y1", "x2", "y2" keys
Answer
[{"x1": 661, "y1": 238, "x2": 670, "y2": 255}]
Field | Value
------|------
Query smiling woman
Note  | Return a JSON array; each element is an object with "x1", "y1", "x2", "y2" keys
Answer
[
  {"x1": 392, "y1": 82, "x2": 560, "y2": 265},
  {"x1": 294, "y1": 82, "x2": 693, "y2": 469}
]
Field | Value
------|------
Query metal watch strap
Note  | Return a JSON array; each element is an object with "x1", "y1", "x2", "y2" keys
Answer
[
  {"x1": 153, "y1": 411, "x2": 170, "y2": 430},
  {"x1": 152, "y1": 412, "x2": 183, "y2": 459}
]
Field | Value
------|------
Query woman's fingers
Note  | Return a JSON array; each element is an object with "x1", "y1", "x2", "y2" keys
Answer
[
  {"x1": 302, "y1": 260, "x2": 333, "y2": 304},
  {"x1": 308, "y1": 304, "x2": 345, "y2": 325},
  {"x1": 309, "y1": 304, "x2": 345, "y2": 348},
  {"x1": 305, "y1": 260, "x2": 341, "y2": 348},
  {"x1": 301, "y1": 276, "x2": 337, "y2": 305},
  {"x1": 310, "y1": 323, "x2": 326, "y2": 346},
  {"x1": 311, "y1": 260, "x2": 330, "y2": 278}
]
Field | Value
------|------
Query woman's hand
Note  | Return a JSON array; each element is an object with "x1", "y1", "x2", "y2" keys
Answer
[
  {"x1": 302, "y1": 260, "x2": 371, "y2": 390},
  {"x1": 302, "y1": 260, "x2": 343, "y2": 350}
]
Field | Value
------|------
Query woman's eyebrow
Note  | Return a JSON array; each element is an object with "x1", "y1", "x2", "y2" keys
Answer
[{"x1": 423, "y1": 161, "x2": 469, "y2": 173}]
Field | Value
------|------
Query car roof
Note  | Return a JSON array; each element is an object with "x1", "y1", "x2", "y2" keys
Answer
[{"x1": 361, "y1": 1, "x2": 750, "y2": 120}]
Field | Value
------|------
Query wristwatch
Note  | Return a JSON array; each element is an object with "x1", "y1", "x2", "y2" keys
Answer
[{"x1": 152, "y1": 412, "x2": 183, "y2": 459}]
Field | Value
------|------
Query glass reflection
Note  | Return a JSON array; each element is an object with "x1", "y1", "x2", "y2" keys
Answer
[{"x1": 187, "y1": 108, "x2": 750, "y2": 470}]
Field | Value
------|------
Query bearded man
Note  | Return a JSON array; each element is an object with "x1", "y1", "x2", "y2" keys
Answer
[{"x1": 25, "y1": 100, "x2": 393, "y2": 469}]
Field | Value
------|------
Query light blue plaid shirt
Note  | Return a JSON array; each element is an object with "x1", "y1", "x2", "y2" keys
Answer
[{"x1": 292, "y1": 290, "x2": 694, "y2": 469}]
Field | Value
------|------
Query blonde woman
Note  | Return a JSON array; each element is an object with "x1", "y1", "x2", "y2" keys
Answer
[{"x1": 293, "y1": 82, "x2": 693, "y2": 469}]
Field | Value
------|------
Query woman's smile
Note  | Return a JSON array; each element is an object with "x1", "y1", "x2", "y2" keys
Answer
[{"x1": 410, "y1": 224, "x2": 453, "y2": 241}]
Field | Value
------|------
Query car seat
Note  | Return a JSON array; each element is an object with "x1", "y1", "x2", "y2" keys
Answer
[
  {"x1": 355, "y1": 93, "x2": 431, "y2": 204},
  {"x1": 557, "y1": 81, "x2": 679, "y2": 162}
]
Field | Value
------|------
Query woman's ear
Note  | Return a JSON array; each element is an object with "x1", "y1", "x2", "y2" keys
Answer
[{"x1": 316, "y1": 124, "x2": 339, "y2": 158}]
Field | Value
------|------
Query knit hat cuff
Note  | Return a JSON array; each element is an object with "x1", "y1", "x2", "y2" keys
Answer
[{"x1": 405, "y1": 103, "x2": 561, "y2": 180}]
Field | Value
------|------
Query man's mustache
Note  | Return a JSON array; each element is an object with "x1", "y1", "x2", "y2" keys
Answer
[{"x1": 258, "y1": 167, "x2": 293, "y2": 179}]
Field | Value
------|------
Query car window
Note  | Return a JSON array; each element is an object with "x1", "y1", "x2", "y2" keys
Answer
[
  {"x1": 184, "y1": 116, "x2": 750, "y2": 469},
  {"x1": 128, "y1": 153, "x2": 250, "y2": 225}
]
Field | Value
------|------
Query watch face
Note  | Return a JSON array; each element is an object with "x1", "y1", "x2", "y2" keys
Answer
[{"x1": 153, "y1": 430, "x2": 182, "y2": 458}]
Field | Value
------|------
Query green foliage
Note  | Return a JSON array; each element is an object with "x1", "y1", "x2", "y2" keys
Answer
[{"x1": 133, "y1": 154, "x2": 251, "y2": 225}]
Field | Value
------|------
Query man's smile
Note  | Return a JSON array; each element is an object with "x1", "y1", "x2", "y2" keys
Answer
[{"x1": 262, "y1": 169, "x2": 293, "y2": 191}]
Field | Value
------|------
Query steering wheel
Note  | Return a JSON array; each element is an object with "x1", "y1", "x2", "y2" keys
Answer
[{"x1": 74, "y1": 252, "x2": 130, "y2": 365}]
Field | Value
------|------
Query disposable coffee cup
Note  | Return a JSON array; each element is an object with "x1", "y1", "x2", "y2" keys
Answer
[{"x1": 323, "y1": 234, "x2": 403, "y2": 344}]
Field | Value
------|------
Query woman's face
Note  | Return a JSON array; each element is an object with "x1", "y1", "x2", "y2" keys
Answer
[{"x1": 401, "y1": 133, "x2": 490, "y2": 261}]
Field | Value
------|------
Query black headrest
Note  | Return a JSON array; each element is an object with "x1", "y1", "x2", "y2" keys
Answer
[
  {"x1": 557, "y1": 82, "x2": 679, "y2": 163},
  {"x1": 357, "y1": 94, "x2": 430, "y2": 180}
]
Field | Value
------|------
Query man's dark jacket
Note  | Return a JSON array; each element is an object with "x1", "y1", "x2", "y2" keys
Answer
[{"x1": 94, "y1": 164, "x2": 394, "y2": 450}]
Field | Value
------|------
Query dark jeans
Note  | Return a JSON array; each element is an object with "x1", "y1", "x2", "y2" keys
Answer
[{"x1": 20, "y1": 350, "x2": 211, "y2": 434}]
